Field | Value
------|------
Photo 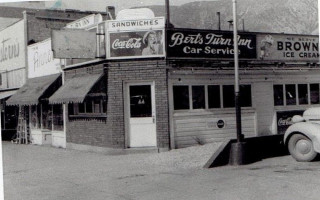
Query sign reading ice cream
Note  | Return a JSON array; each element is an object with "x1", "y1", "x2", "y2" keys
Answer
[
  {"x1": 106, "y1": 17, "x2": 165, "y2": 59},
  {"x1": 257, "y1": 34, "x2": 319, "y2": 62}
]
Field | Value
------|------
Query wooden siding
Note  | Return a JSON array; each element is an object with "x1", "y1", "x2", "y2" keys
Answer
[{"x1": 173, "y1": 110, "x2": 257, "y2": 148}]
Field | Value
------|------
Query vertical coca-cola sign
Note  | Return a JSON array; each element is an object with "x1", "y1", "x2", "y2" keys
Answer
[
  {"x1": 106, "y1": 17, "x2": 165, "y2": 59},
  {"x1": 276, "y1": 110, "x2": 304, "y2": 134}
]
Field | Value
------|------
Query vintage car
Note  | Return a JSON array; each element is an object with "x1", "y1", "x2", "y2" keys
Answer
[{"x1": 284, "y1": 107, "x2": 320, "y2": 162}]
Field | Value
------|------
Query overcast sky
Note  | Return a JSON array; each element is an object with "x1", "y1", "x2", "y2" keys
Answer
[{"x1": 44, "y1": 0, "x2": 219, "y2": 13}]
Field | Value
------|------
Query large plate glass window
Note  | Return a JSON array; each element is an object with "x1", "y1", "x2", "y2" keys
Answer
[
  {"x1": 310, "y1": 84, "x2": 320, "y2": 104},
  {"x1": 208, "y1": 85, "x2": 221, "y2": 108},
  {"x1": 173, "y1": 86, "x2": 189, "y2": 110},
  {"x1": 192, "y1": 85, "x2": 205, "y2": 109},
  {"x1": 285, "y1": 84, "x2": 296, "y2": 105}
]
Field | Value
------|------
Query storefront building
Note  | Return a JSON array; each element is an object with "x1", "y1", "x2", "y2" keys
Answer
[
  {"x1": 3, "y1": 8, "x2": 319, "y2": 151},
  {"x1": 48, "y1": 11, "x2": 320, "y2": 151},
  {"x1": 1, "y1": 7, "x2": 108, "y2": 141}
]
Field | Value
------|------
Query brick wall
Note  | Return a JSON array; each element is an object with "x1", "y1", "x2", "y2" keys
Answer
[
  {"x1": 107, "y1": 60, "x2": 170, "y2": 148},
  {"x1": 64, "y1": 60, "x2": 170, "y2": 149},
  {"x1": 64, "y1": 64, "x2": 113, "y2": 148}
]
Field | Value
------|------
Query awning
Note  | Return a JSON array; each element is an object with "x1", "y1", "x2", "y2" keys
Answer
[
  {"x1": 49, "y1": 73, "x2": 104, "y2": 104},
  {"x1": 6, "y1": 73, "x2": 61, "y2": 106},
  {"x1": 0, "y1": 90, "x2": 17, "y2": 100}
]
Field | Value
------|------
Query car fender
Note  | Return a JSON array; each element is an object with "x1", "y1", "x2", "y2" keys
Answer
[{"x1": 284, "y1": 122, "x2": 320, "y2": 153}]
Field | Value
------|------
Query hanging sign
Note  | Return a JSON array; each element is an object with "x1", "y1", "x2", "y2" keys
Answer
[
  {"x1": 257, "y1": 34, "x2": 319, "y2": 62},
  {"x1": 51, "y1": 29, "x2": 97, "y2": 59},
  {"x1": 66, "y1": 14, "x2": 103, "y2": 29},
  {"x1": 166, "y1": 29, "x2": 256, "y2": 59},
  {"x1": 106, "y1": 17, "x2": 165, "y2": 59}
]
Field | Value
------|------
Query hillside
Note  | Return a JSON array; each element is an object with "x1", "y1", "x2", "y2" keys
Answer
[{"x1": 146, "y1": 0, "x2": 318, "y2": 34}]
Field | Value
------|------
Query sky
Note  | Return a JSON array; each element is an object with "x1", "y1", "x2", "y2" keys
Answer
[{"x1": 44, "y1": 0, "x2": 218, "y2": 13}]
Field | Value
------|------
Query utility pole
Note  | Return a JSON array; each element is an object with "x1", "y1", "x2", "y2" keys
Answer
[
  {"x1": 165, "y1": 0, "x2": 171, "y2": 28},
  {"x1": 229, "y1": 0, "x2": 247, "y2": 165},
  {"x1": 217, "y1": 12, "x2": 221, "y2": 31}
]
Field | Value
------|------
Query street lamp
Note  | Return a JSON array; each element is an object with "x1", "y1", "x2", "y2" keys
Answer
[{"x1": 229, "y1": 0, "x2": 247, "y2": 165}]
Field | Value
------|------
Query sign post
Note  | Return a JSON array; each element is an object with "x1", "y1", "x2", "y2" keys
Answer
[{"x1": 229, "y1": 0, "x2": 247, "y2": 166}]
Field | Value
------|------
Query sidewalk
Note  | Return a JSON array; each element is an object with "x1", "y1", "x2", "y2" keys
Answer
[{"x1": 3, "y1": 141, "x2": 320, "y2": 200}]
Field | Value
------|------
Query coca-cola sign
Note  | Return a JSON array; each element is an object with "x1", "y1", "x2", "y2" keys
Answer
[
  {"x1": 167, "y1": 29, "x2": 256, "y2": 59},
  {"x1": 107, "y1": 30, "x2": 165, "y2": 59},
  {"x1": 277, "y1": 110, "x2": 304, "y2": 134}
]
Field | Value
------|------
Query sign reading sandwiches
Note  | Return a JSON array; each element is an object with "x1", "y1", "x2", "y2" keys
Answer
[{"x1": 106, "y1": 17, "x2": 165, "y2": 59}]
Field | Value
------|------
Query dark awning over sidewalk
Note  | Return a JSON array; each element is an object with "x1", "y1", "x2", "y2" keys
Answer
[
  {"x1": 6, "y1": 73, "x2": 61, "y2": 106},
  {"x1": 49, "y1": 73, "x2": 104, "y2": 104},
  {"x1": 0, "y1": 90, "x2": 17, "y2": 100}
]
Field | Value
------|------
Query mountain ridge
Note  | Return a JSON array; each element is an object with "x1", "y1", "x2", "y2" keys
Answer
[{"x1": 141, "y1": 0, "x2": 318, "y2": 35}]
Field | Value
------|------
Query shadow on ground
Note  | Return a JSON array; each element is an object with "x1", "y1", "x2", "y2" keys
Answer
[{"x1": 204, "y1": 134, "x2": 289, "y2": 168}]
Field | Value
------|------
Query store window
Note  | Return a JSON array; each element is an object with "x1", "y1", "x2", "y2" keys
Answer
[
  {"x1": 273, "y1": 85, "x2": 284, "y2": 106},
  {"x1": 192, "y1": 86, "x2": 205, "y2": 109},
  {"x1": 173, "y1": 84, "x2": 252, "y2": 110},
  {"x1": 223, "y1": 85, "x2": 235, "y2": 108},
  {"x1": 240, "y1": 85, "x2": 252, "y2": 107},
  {"x1": 310, "y1": 84, "x2": 320, "y2": 104},
  {"x1": 222, "y1": 85, "x2": 252, "y2": 108},
  {"x1": 285, "y1": 84, "x2": 296, "y2": 105},
  {"x1": 298, "y1": 84, "x2": 308, "y2": 105},
  {"x1": 42, "y1": 103, "x2": 52, "y2": 130},
  {"x1": 52, "y1": 105, "x2": 63, "y2": 131},
  {"x1": 208, "y1": 85, "x2": 221, "y2": 108},
  {"x1": 173, "y1": 86, "x2": 189, "y2": 110},
  {"x1": 30, "y1": 105, "x2": 41, "y2": 129},
  {"x1": 69, "y1": 97, "x2": 107, "y2": 117},
  {"x1": 274, "y1": 83, "x2": 320, "y2": 106}
]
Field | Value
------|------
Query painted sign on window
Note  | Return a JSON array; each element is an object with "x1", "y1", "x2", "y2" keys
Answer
[
  {"x1": 106, "y1": 17, "x2": 165, "y2": 59},
  {"x1": 166, "y1": 29, "x2": 256, "y2": 59},
  {"x1": 277, "y1": 110, "x2": 304, "y2": 134},
  {"x1": 257, "y1": 34, "x2": 319, "y2": 62},
  {"x1": 28, "y1": 38, "x2": 61, "y2": 78}
]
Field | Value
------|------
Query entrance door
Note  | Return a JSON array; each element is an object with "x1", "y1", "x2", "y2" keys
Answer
[{"x1": 127, "y1": 83, "x2": 156, "y2": 147}]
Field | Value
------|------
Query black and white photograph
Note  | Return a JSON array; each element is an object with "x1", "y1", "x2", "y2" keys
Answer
[{"x1": 0, "y1": 0, "x2": 319, "y2": 199}]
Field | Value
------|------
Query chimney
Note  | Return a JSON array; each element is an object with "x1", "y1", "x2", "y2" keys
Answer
[{"x1": 106, "y1": 6, "x2": 115, "y2": 20}]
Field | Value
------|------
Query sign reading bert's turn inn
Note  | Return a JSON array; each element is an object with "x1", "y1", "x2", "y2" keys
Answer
[{"x1": 166, "y1": 29, "x2": 257, "y2": 59}]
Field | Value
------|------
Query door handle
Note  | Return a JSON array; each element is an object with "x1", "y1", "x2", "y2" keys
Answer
[{"x1": 152, "y1": 116, "x2": 156, "y2": 123}]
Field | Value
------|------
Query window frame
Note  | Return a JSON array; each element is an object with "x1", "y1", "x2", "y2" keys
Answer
[
  {"x1": 173, "y1": 84, "x2": 253, "y2": 111},
  {"x1": 69, "y1": 98, "x2": 107, "y2": 118},
  {"x1": 273, "y1": 83, "x2": 320, "y2": 107}
]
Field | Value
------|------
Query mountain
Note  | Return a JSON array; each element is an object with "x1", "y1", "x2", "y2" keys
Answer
[{"x1": 145, "y1": 0, "x2": 318, "y2": 34}]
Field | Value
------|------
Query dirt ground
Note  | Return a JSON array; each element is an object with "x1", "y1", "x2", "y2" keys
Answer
[{"x1": 3, "y1": 141, "x2": 320, "y2": 200}]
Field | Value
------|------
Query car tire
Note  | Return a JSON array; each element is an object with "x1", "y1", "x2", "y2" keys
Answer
[{"x1": 288, "y1": 133, "x2": 317, "y2": 162}]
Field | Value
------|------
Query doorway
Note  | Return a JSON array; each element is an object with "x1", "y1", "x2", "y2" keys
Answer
[{"x1": 126, "y1": 82, "x2": 157, "y2": 147}]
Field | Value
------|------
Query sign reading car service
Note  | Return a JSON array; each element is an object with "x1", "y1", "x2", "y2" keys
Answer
[
  {"x1": 257, "y1": 34, "x2": 319, "y2": 62},
  {"x1": 166, "y1": 29, "x2": 256, "y2": 59},
  {"x1": 106, "y1": 17, "x2": 165, "y2": 59}
]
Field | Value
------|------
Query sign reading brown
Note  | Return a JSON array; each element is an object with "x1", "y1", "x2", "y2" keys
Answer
[{"x1": 257, "y1": 34, "x2": 319, "y2": 62}]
